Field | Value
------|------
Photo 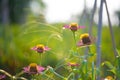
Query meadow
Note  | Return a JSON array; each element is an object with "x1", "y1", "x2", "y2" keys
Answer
[{"x1": 0, "y1": 22, "x2": 120, "y2": 80}]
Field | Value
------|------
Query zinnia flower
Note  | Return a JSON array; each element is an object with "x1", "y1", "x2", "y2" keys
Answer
[
  {"x1": 67, "y1": 62, "x2": 79, "y2": 67},
  {"x1": 31, "y1": 44, "x2": 50, "y2": 53},
  {"x1": 63, "y1": 23, "x2": 85, "y2": 32},
  {"x1": 104, "y1": 76, "x2": 113, "y2": 80},
  {"x1": 23, "y1": 63, "x2": 45, "y2": 75},
  {"x1": 0, "y1": 75, "x2": 6, "y2": 80},
  {"x1": 77, "y1": 33, "x2": 94, "y2": 47}
]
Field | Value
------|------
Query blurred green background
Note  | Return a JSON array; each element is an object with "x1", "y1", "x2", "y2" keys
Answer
[{"x1": 0, "y1": 0, "x2": 120, "y2": 79}]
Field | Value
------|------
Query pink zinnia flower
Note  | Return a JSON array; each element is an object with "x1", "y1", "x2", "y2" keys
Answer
[
  {"x1": 67, "y1": 62, "x2": 79, "y2": 67},
  {"x1": 0, "y1": 75, "x2": 6, "y2": 80},
  {"x1": 63, "y1": 23, "x2": 85, "y2": 32},
  {"x1": 104, "y1": 76, "x2": 114, "y2": 80},
  {"x1": 31, "y1": 44, "x2": 50, "y2": 53},
  {"x1": 23, "y1": 63, "x2": 45, "y2": 75},
  {"x1": 77, "y1": 33, "x2": 95, "y2": 47}
]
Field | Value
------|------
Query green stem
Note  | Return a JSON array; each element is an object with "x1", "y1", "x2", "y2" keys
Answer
[
  {"x1": 53, "y1": 71, "x2": 65, "y2": 80},
  {"x1": 104, "y1": 0, "x2": 119, "y2": 57},
  {"x1": 0, "y1": 69, "x2": 12, "y2": 78},
  {"x1": 48, "y1": 66, "x2": 65, "y2": 80},
  {"x1": 15, "y1": 71, "x2": 24, "y2": 77},
  {"x1": 92, "y1": 62, "x2": 95, "y2": 80},
  {"x1": 72, "y1": 32, "x2": 76, "y2": 44},
  {"x1": 72, "y1": 32, "x2": 77, "y2": 53},
  {"x1": 15, "y1": 77, "x2": 27, "y2": 80},
  {"x1": 40, "y1": 54, "x2": 43, "y2": 65},
  {"x1": 67, "y1": 72, "x2": 74, "y2": 79},
  {"x1": 85, "y1": 60, "x2": 88, "y2": 80},
  {"x1": 96, "y1": 0, "x2": 104, "y2": 80}
]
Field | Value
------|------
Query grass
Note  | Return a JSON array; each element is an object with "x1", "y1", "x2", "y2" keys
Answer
[{"x1": 0, "y1": 22, "x2": 120, "y2": 79}]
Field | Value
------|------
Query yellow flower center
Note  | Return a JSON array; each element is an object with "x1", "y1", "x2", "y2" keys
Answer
[
  {"x1": 70, "y1": 23, "x2": 78, "y2": 28},
  {"x1": 29, "y1": 63, "x2": 37, "y2": 67},
  {"x1": 80, "y1": 33, "x2": 91, "y2": 44},
  {"x1": 36, "y1": 44, "x2": 45, "y2": 53},
  {"x1": 80, "y1": 33, "x2": 89, "y2": 39},
  {"x1": 69, "y1": 62, "x2": 76, "y2": 65},
  {"x1": 36, "y1": 44, "x2": 44, "y2": 49},
  {"x1": 105, "y1": 76, "x2": 113, "y2": 80}
]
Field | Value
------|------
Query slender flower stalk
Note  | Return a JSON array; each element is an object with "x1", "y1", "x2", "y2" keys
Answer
[
  {"x1": 89, "y1": 0, "x2": 97, "y2": 36},
  {"x1": 40, "y1": 53, "x2": 43, "y2": 65},
  {"x1": 104, "y1": 0, "x2": 119, "y2": 57},
  {"x1": 73, "y1": 32, "x2": 76, "y2": 44},
  {"x1": 92, "y1": 62, "x2": 95, "y2": 80},
  {"x1": 15, "y1": 71, "x2": 24, "y2": 77},
  {"x1": 85, "y1": 0, "x2": 97, "y2": 60},
  {"x1": 72, "y1": 32, "x2": 78, "y2": 52},
  {"x1": 67, "y1": 72, "x2": 74, "y2": 79},
  {"x1": 96, "y1": 0, "x2": 104, "y2": 80},
  {"x1": 0, "y1": 69, "x2": 12, "y2": 78},
  {"x1": 48, "y1": 66, "x2": 66, "y2": 80}
]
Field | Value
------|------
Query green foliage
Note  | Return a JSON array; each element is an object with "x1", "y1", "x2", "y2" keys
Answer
[{"x1": 0, "y1": 22, "x2": 120, "y2": 79}]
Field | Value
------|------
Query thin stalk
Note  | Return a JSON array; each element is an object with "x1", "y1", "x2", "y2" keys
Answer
[
  {"x1": 92, "y1": 62, "x2": 95, "y2": 80},
  {"x1": 104, "y1": 0, "x2": 119, "y2": 57},
  {"x1": 43, "y1": 74, "x2": 55, "y2": 80},
  {"x1": 96, "y1": 0, "x2": 104, "y2": 80},
  {"x1": 86, "y1": 0, "x2": 97, "y2": 58},
  {"x1": 40, "y1": 54, "x2": 43, "y2": 65},
  {"x1": 0, "y1": 69, "x2": 12, "y2": 78},
  {"x1": 48, "y1": 66, "x2": 65, "y2": 80},
  {"x1": 15, "y1": 77, "x2": 27, "y2": 80},
  {"x1": 67, "y1": 72, "x2": 74, "y2": 79},
  {"x1": 85, "y1": 60, "x2": 88, "y2": 80},
  {"x1": 72, "y1": 72, "x2": 75, "y2": 80},
  {"x1": 1, "y1": 0, "x2": 9, "y2": 55},
  {"x1": 15, "y1": 71, "x2": 24, "y2": 77},
  {"x1": 72, "y1": 32, "x2": 77, "y2": 53},
  {"x1": 72, "y1": 32, "x2": 76, "y2": 46},
  {"x1": 89, "y1": 0, "x2": 97, "y2": 36},
  {"x1": 52, "y1": 71, "x2": 65, "y2": 80}
]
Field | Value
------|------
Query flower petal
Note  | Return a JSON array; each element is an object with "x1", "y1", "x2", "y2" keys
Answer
[
  {"x1": 77, "y1": 40, "x2": 84, "y2": 47},
  {"x1": 23, "y1": 67, "x2": 29, "y2": 73},
  {"x1": 44, "y1": 46, "x2": 51, "y2": 51},
  {"x1": 37, "y1": 66, "x2": 45, "y2": 73},
  {"x1": 0, "y1": 75, "x2": 6, "y2": 79},
  {"x1": 78, "y1": 26, "x2": 85, "y2": 29},
  {"x1": 63, "y1": 25, "x2": 70, "y2": 29},
  {"x1": 31, "y1": 46, "x2": 37, "y2": 51}
]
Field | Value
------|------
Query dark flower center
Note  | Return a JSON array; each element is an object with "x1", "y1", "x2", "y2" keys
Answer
[
  {"x1": 37, "y1": 47, "x2": 44, "y2": 53},
  {"x1": 82, "y1": 37, "x2": 91, "y2": 44},
  {"x1": 30, "y1": 66, "x2": 38, "y2": 74},
  {"x1": 70, "y1": 26, "x2": 77, "y2": 31}
]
